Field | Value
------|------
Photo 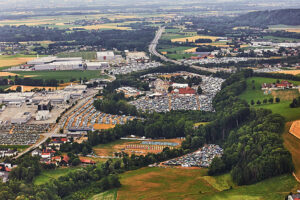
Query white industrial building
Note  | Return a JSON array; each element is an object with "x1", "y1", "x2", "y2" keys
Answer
[
  {"x1": 126, "y1": 51, "x2": 149, "y2": 62},
  {"x1": 85, "y1": 62, "x2": 109, "y2": 70},
  {"x1": 0, "y1": 92, "x2": 34, "y2": 105},
  {"x1": 97, "y1": 51, "x2": 115, "y2": 61},
  {"x1": 36, "y1": 110, "x2": 51, "y2": 121}
]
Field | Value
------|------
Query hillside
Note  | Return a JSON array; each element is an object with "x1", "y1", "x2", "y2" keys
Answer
[{"x1": 236, "y1": 9, "x2": 300, "y2": 26}]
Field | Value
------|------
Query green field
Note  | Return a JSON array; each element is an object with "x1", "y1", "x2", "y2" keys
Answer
[
  {"x1": 89, "y1": 189, "x2": 117, "y2": 200},
  {"x1": 57, "y1": 51, "x2": 97, "y2": 60},
  {"x1": 166, "y1": 53, "x2": 196, "y2": 60},
  {"x1": 158, "y1": 46, "x2": 192, "y2": 53},
  {"x1": 239, "y1": 77, "x2": 300, "y2": 121},
  {"x1": 12, "y1": 70, "x2": 108, "y2": 82},
  {"x1": 117, "y1": 167, "x2": 298, "y2": 200},
  {"x1": 34, "y1": 167, "x2": 82, "y2": 185},
  {"x1": 93, "y1": 139, "x2": 131, "y2": 156},
  {"x1": 263, "y1": 36, "x2": 300, "y2": 42}
]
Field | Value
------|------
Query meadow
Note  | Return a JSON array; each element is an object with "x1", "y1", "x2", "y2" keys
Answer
[
  {"x1": 116, "y1": 167, "x2": 298, "y2": 200},
  {"x1": 263, "y1": 36, "x2": 300, "y2": 42},
  {"x1": 11, "y1": 70, "x2": 108, "y2": 82},
  {"x1": 239, "y1": 77, "x2": 300, "y2": 121},
  {"x1": 34, "y1": 167, "x2": 82, "y2": 185},
  {"x1": 268, "y1": 25, "x2": 300, "y2": 33}
]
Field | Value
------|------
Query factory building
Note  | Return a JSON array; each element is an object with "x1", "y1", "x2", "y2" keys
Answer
[
  {"x1": 0, "y1": 92, "x2": 34, "y2": 105},
  {"x1": 85, "y1": 62, "x2": 109, "y2": 70},
  {"x1": 97, "y1": 51, "x2": 115, "y2": 61}
]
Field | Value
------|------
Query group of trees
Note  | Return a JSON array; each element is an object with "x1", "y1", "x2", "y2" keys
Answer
[
  {"x1": 169, "y1": 76, "x2": 202, "y2": 87},
  {"x1": 0, "y1": 76, "x2": 59, "y2": 87},
  {"x1": 2, "y1": 155, "x2": 122, "y2": 200},
  {"x1": 251, "y1": 97, "x2": 280, "y2": 105},
  {"x1": 0, "y1": 25, "x2": 156, "y2": 52},
  {"x1": 94, "y1": 91, "x2": 138, "y2": 116},
  {"x1": 204, "y1": 70, "x2": 293, "y2": 185},
  {"x1": 290, "y1": 96, "x2": 300, "y2": 108}
]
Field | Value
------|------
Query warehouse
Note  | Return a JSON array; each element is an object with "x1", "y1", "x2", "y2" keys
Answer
[
  {"x1": 85, "y1": 62, "x2": 109, "y2": 70},
  {"x1": 97, "y1": 51, "x2": 115, "y2": 61}
]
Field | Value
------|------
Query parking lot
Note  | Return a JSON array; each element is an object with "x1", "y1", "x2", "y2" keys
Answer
[
  {"x1": 107, "y1": 62, "x2": 161, "y2": 75},
  {"x1": 163, "y1": 144, "x2": 223, "y2": 168},
  {"x1": 61, "y1": 97, "x2": 136, "y2": 131}
]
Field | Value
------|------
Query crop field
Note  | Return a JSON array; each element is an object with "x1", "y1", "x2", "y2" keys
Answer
[
  {"x1": 158, "y1": 46, "x2": 192, "y2": 53},
  {"x1": 283, "y1": 122, "x2": 300, "y2": 181},
  {"x1": 274, "y1": 70, "x2": 300, "y2": 76},
  {"x1": 196, "y1": 43, "x2": 230, "y2": 47},
  {"x1": 11, "y1": 70, "x2": 108, "y2": 82},
  {"x1": 268, "y1": 25, "x2": 300, "y2": 33},
  {"x1": 171, "y1": 35, "x2": 220, "y2": 43},
  {"x1": 74, "y1": 23, "x2": 131, "y2": 30},
  {"x1": 117, "y1": 167, "x2": 298, "y2": 200},
  {"x1": 0, "y1": 54, "x2": 36, "y2": 68},
  {"x1": 6, "y1": 85, "x2": 64, "y2": 92},
  {"x1": 93, "y1": 138, "x2": 183, "y2": 156}
]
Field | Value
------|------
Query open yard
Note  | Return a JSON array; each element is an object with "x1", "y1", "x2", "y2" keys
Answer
[
  {"x1": 117, "y1": 167, "x2": 298, "y2": 200},
  {"x1": 93, "y1": 138, "x2": 183, "y2": 157}
]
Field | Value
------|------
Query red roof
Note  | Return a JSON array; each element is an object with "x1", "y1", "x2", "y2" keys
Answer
[
  {"x1": 178, "y1": 87, "x2": 196, "y2": 95},
  {"x1": 5, "y1": 167, "x2": 11, "y2": 172},
  {"x1": 51, "y1": 156, "x2": 61, "y2": 161},
  {"x1": 42, "y1": 153, "x2": 51, "y2": 156},
  {"x1": 62, "y1": 155, "x2": 69, "y2": 163},
  {"x1": 80, "y1": 158, "x2": 96, "y2": 164}
]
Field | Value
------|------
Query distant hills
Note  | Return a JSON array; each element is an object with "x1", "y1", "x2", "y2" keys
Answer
[{"x1": 236, "y1": 9, "x2": 300, "y2": 26}]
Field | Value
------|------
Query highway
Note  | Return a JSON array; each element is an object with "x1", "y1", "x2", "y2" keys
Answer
[{"x1": 149, "y1": 26, "x2": 229, "y2": 73}]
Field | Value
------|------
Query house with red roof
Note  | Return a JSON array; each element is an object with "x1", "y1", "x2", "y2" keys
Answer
[{"x1": 80, "y1": 158, "x2": 96, "y2": 165}]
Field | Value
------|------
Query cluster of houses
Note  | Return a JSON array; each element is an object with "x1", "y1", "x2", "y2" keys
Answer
[
  {"x1": 0, "y1": 162, "x2": 15, "y2": 183},
  {"x1": 261, "y1": 80, "x2": 294, "y2": 90},
  {"x1": 31, "y1": 133, "x2": 95, "y2": 166}
]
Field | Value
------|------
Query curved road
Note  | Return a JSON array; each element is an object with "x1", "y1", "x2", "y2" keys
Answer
[{"x1": 149, "y1": 26, "x2": 229, "y2": 73}]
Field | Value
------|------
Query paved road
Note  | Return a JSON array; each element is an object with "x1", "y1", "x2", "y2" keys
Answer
[
  {"x1": 149, "y1": 26, "x2": 230, "y2": 73},
  {"x1": 14, "y1": 91, "x2": 98, "y2": 159}
]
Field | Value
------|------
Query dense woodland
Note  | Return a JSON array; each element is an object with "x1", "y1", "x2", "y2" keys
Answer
[{"x1": 0, "y1": 26, "x2": 155, "y2": 52}]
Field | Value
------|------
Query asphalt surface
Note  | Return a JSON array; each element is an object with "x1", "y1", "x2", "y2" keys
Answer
[{"x1": 149, "y1": 26, "x2": 229, "y2": 73}]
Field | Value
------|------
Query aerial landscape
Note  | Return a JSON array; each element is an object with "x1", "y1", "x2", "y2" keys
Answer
[{"x1": 1, "y1": 0, "x2": 300, "y2": 199}]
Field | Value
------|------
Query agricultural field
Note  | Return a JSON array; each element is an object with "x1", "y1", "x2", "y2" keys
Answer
[
  {"x1": 171, "y1": 35, "x2": 220, "y2": 43},
  {"x1": 273, "y1": 70, "x2": 300, "y2": 76},
  {"x1": 34, "y1": 167, "x2": 82, "y2": 185},
  {"x1": 166, "y1": 53, "x2": 197, "y2": 60},
  {"x1": 283, "y1": 122, "x2": 300, "y2": 181},
  {"x1": 117, "y1": 167, "x2": 298, "y2": 200},
  {"x1": 0, "y1": 54, "x2": 36, "y2": 68},
  {"x1": 93, "y1": 138, "x2": 183, "y2": 157},
  {"x1": 6, "y1": 85, "x2": 64, "y2": 92},
  {"x1": 268, "y1": 25, "x2": 300, "y2": 33},
  {"x1": 57, "y1": 51, "x2": 97, "y2": 60},
  {"x1": 263, "y1": 36, "x2": 300, "y2": 42},
  {"x1": 10, "y1": 70, "x2": 108, "y2": 82}
]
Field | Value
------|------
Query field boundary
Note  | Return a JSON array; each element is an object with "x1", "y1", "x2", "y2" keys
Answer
[{"x1": 289, "y1": 120, "x2": 300, "y2": 140}]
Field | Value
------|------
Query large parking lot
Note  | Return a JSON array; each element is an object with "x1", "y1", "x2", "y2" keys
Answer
[{"x1": 61, "y1": 97, "x2": 136, "y2": 131}]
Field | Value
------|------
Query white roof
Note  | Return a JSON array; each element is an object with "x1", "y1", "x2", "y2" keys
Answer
[{"x1": 97, "y1": 51, "x2": 115, "y2": 57}]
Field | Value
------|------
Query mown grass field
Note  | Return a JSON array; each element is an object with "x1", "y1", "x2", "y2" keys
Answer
[
  {"x1": 263, "y1": 36, "x2": 300, "y2": 42},
  {"x1": 88, "y1": 189, "x2": 117, "y2": 200},
  {"x1": 11, "y1": 70, "x2": 108, "y2": 82},
  {"x1": 239, "y1": 77, "x2": 300, "y2": 121},
  {"x1": 93, "y1": 139, "x2": 131, "y2": 156},
  {"x1": 166, "y1": 53, "x2": 197, "y2": 60},
  {"x1": 117, "y1": 167, "x2": 298, "y2": 200},
  {"x1": 34, "y1": 167, "x2": 82, "y2": 185}
]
